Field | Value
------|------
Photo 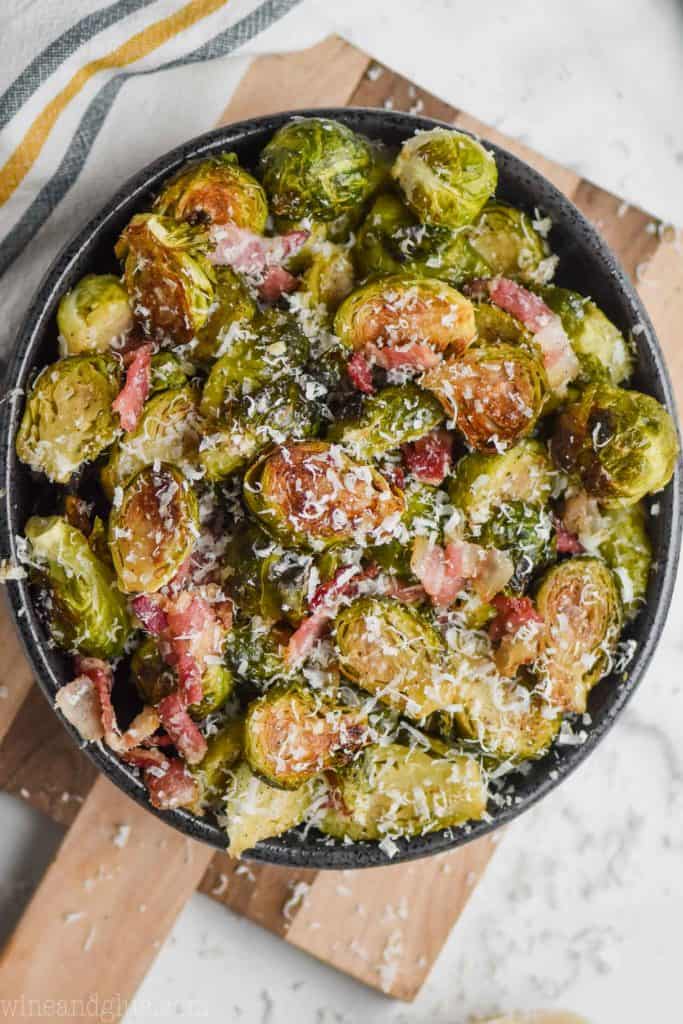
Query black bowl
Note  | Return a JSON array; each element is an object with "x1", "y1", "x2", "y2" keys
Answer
[{"x1": 1, "y1": 109, "x2": 680, "y2": 868}]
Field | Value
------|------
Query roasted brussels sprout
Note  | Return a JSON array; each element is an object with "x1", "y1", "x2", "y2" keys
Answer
[
  {"x1": 149, "y1": 352, "x2": 187, "y2": 394},
  {"x1": 109, "y1": 463, "x2": 199, "y2": 593},
  {"x1": 155, "y1": 153, "x2": 268, "y2": 232},
  {"x1": 534, "y1": 557, "x2": 622, "y2": 713},
  {"x1": 551, "y1": 384, "x2": 679, "y2": 506},
  {"x1": 368, "y1": 479, "x2": 445, "y2": 578},
  {"x1": 335, "y1": 275, "x2": 476, "y2": 357},
  {"x1": 466, "y1": 202, "x2": 553, "y2": 285},
  {"x1": 228, "y1": 620, "x2": 294, "y2": 686},
  {"x1": 473, "y1": 300, "x2": 534, "y2": 348},
  {"x1": 244, "y1": 441, "x2": 404, "y2": 549},
  {"x1": 199, "y1": 379, "x2": 319, "y2": 482},
  {"x1": 423, "y1": 343, "x2": 547, "y2": 452},
  {"x1": 477, "y1": 501, "x2": 556, "y2": 593},
  {"x1": 392, "y1": 128, "x2": 497, "y2": 228},
  {"x1": 244, "y1": 684, "x2": 370, "y2": 789},
  {"x1": 597, "y1": 503, "x2": 652, "y2": 619},
  {"x1": 57, "y1": 274, "x2": 133, "y2": 355},
  {"x1": 353, "y1": 192, "x2": 490, "y2": 285},
  {"x1": 335, "y1": 596, "x2": 456, "y2": 720},
  {"x1": 100, "y1": 385, "x2": 200, "y2": 497},
  {"x1": 259, "y1": 117, "x2": 384, "y2": 222},
  {"x1": 191, "y1": 267, "x2": 257, "y2": 366},
  {"x1": 25, "y1": 515, "x2": 131, "y2": 658},
  {"x1": 116, "y1": 214, "x2": 215, "y2": 343},
  {"x1": 225, "y1": 761, "x2": 316, "y2": 858},
  {"x1": 295, "y1": 241, "x2": 355, "y2": 316},
  {"x1": 16, "y1": 354, "x2": 121, "y2": 484},
  {"x1": 319, "y1": 743, "x2": 487, "y2": 841},
  {"x1": 448, "y1": 441, "x2": 555, "y2": 526},
  {"x1": 540, "y1": 285, "x2": 632, "y2": 385},
  {"x1": 328, "y1": 383, "x2": 444, "y2": 457},
  {"x1": 192, "y1": 719, "x2": 243, "y2": 801}
]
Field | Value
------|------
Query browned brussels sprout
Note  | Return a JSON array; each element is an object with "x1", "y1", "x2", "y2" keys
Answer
[
  {"x1": 228, "y1": 619, "x2": 294, "y2": 686},
  {"x1": 392, "y1": 128, "x2": 497, "y2": 228},
  {"x1": 243, "y1": 441, "x2": 404, "y2": 549},
  {"x1": 335, "y1": 275, "x2": 476, "y2": 358},
  {"x1": 259, "y1": 117, "x2": 384, "y2": 222},
  {"x1": 191, "y1": 266, "x2": 257, "y2": 366},
  {"x1": 244, "y1": 684, "x2": 371, "y2": 789},
  {"x1": 551, "y1": 383, "x2": 679, "y2": 506},
  {"x1": 534, "y1": 557, "x2": 622, "y2": 713},
  {"x1": 225, "y1": 761, "x2": 316, "y2": 858},
  {"x1": 540, "y1": 285, "x2": 633, "y2": 385},
  {"x1": 466, "y1": 202, "x2": 555, "y2": 285},
  {"x1": 448, "y1": 441, "x2": 556, "y2": 526},
  {"x1": 109, "y1": 463, "x2": 199, "y2": 593},
  {"x1": 25, "y1": 515, "x2": 131, "y2": 659},
  {"x1": 477, "y1": 501, "x2": 556, "y2": 593},
  {"x1": 423, "y1": 343, "x2": 547, "y2": 452},
  {"x1": 57, "y1": 274, "x2": 133, "y2": 355},
  {"x1": 116, "y1": 214, "x2": 215, "y2": 344},
  {"x1": 473, "y1": 300, "x2": 534, "y2": 348},
  {"x1": 16, "y1": 354, "x2": 121, "y2": 484},
  {"x1": 327, "y1": 383, "x2": 445, "y2": 457},
  {"x1": 155, "y1": 153, "x2": 268, "y2": 232}
]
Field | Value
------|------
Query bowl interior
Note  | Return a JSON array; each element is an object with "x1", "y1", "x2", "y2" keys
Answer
[{"x1": 0, "y1": 109, "x2": 680, "y2": 868}]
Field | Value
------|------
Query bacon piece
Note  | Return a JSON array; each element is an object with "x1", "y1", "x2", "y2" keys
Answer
[
  {"x1": 63, "y1": 657, "x2": 160, "y2": 751},
  {"x1": 555, "y1": 522, "x2": 584, "y2": 554},
  {"x1": 137, "y1": 752, "x2": 199, "y2": 810},
  {"x1": 347, "y1": 350, "x2": 375, "y2": 394},
  {"x1": 132, "y1": 594, "x2": 168, "y2": 634},
  {"x1": 366, "y1": 341, "x2": 440, "y2": 371},
  {"x1": 489, "y1": 594, "x2": 545, "y2": 677},
  {"x1": 259, "y1": 265, "x2": 299, "y2": 302},
  {"x1": 402, "y1": 428, "x2": 453, "y2": 485},
  {"x1": 157, "y1": 693, "x2": 207, "y2": 764},
  {"x1": 286, "y1": 565, "x2": 379, "y2": 666},
  {"x1": 209, "y1": 223, "x2": 308, "y2": 303},
  {"x1": 489, "y1": 595, "x2": 544, "y2": 643},
  {"x1": 112, "y1": 342, "x2": 152, "y2": 432},
  {"x1": 383, "y1": 579, "x2": 428, "y2": 604},
  {"x1": 411, "y1": 536, "x2": 514, "y2": 607},
  {"x1": 55, "y1": 676, "x2": 104, "y2": 741}
]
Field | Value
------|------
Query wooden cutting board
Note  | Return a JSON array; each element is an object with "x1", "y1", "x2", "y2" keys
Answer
[{"x1": 0, "y1": 35, "x2": 681, "y2": 1016}]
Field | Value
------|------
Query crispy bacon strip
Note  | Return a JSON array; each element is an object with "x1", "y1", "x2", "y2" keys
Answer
[
  {"x1": 555, "y1": 521, "x2": 584, "y2": 554},
  {"x1": 157, "y1": 693, "x2": 207, "y2": 764},
  {"x1": 402, "y1": 429, "x2": 453, "y2": 485},
  {"x1": 132, "y1": 594, "x2": 168, "y2": 634},
  {"x1": 411, "y1": 536, "x2": 514, "y2": 607},
  {"x1": 286, "y1": 565, "x2": 379, "y2": 666},
  {"x1": 489, "y1": 594, "x2": 545, "y2": 677},
  {"x1": 112, "y1": 342, "x2": 152, "y2": 432},
  {"x1": 365, "y1": 341, "x2": 441, "y2": 371},
  {"x1": 259, "y1": 265, "x2": 299, "y2": 302},
  {"x1": 209, "y1": 224, "x2": 308, "y2": 300},
  {"x1": 124, "y1": 747, "x2": 199, "y2": 810},
  {"x1": 347, "y1": 350, "x2": 375, "y2": 394}
]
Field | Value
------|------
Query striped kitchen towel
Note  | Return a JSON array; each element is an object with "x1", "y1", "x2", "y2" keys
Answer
[{"x1": 0, "y1": 0, "x2": 328, "y2": 357}]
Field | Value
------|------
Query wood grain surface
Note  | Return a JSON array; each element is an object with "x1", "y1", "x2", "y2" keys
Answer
[{"x1": 1, "y1": 33, "x2": 680, "y2": 1011}]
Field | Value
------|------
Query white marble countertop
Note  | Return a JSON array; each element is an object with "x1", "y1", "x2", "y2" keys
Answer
[{"x1": 1, "y1": 1, "x2": 682, "y2": 1021}]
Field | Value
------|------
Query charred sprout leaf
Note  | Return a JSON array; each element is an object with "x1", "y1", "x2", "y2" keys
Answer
[
  {"x1": 448, "y1": 441, "x2": 555, "y2": 526},
  {"x1": 335, "y1": 596, "x2": 456, "y2": 720},
  {"x1": 57, "y1": 274, "x2": 133, "y2": 355},
  {"x1": 155, "y1": 153, "x2": 268, "y2": 232},
  {"x1": 191, "y1": 719, "x2": 243, "y2": 801},
  {"x1": 467, "y1": 202, "x2": 553, "y2": 285},
  {"x1": 477, "y1": 501, "x2": 556, "y2": 593},
  {"x1": 392, "y1": 128, "x2": 497, "y2": 228},
  {"x1": 225, "y1": 761, "x2": 316, "y2": 858},
  {"x1": 540, "y1": 285, "x2": 632, "y2": 385},
  {"x1": 116, "y1": 214, "x2": 215, "y2": 344},
  {"x1": 328, "y1": 383, "x2": 444, "y2": 457},
  {"x1": 100, "y1": 385, "x2": 200, "y2": 498},
  {"x1": 244, "y1": 441, "x2": 404, "y2": 550},
  {"x1": 149, "y1": 352, "x2": 187, "y2": 395},
  {"x1": 16, "y1": 354, "x2": 121, "y2": 484},
  {"x1": 423, "y1": 343, "x2": 547, "y2": 452},
  {"x1": 109, "y1": 463, "x2": 199, "y2": 593},
  {"x1": 335, "y1": 275, "x2": 476, "y2": 356},
  {"x1": 192, "y1": 266, "x2": 257, "y2": 366},
  {"x1": 551, "y1": 383, "x2": 679, "y2": 506},
  {"x1": 534, "y1": 556, "x2": 622, "y2": 713},
  {"x1": 319, "y1": 742, "x2": 487, "y2": 841},
  {"x1": 259, "y1": 117, "x2": 384, "y2": 222},
  {"x1": 244, "y1": 684, "x2": 370, "y2": 789},
  {"x1": 25, "y1": 516, "x2": 131, "y2": 658}
]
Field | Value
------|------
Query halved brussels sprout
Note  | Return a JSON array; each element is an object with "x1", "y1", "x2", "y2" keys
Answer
[
  {"x1": 368, "y1": 479, "x2": 445, "y2": 578},
  {"x1": 319, "y1": 743, "x2": 487, "y2": 841},
  {"x1": 473, "y1": 301, "x2": 534, "y2": 348},
  {"x1": 100, "y1": 385, "x2": 200, "y2": 498},
  {"x1": 448, "y1": 440, "x2": 555, "y2": 526},
  {"x1": 25, "y1": 515, "x2": 131, "y2": 658},
  {"x1": 244, "y1": 684, "x2": 370, "y2": 789},
  {"x1": 199, "y1": 379, "x2": 319, "y2": 482},
  {"x1": 328, "y1": 383, "x2": 444, "y2": 457},
  {"x1": 296, "y1": 241, "x2": 355, "y2": 317},
  {"x1": 225, "y1": 761, "x2": 316, "y2": 858},
  {"x1": 534, "y1": 557, "x2": 622, "y2": 713},
  {"x1": 191, "y1": 267, "x2": 257, "y2": 366},
  {"x1": 466, "y1": 202, "x2": 553, "y2": 285},
  {"x1": 116, "y1": 214, "x2": 215, "y2": 343},
  {"x1": 16, "y1": 354, "x2": 121, "y2": 484},
  {"x1": 477, "y1": 501, "x2": 556, "y2": 593},
  {"x1": 149, "y1": 352, "x2": 187, "y2": 395},
  {"x1": 353, "y1": 192, "x2": 490, "y2": 285},
  {"x1": 244, "y1": 441, "x2": 404, "y2": 550},
  {"x1": 109, "y1": 463, "x2": 199, "y2": 593},
  {"x1": 199, "y1": 311, "x2": 309, "y2": 419},
  {"x1": 335, "y1": 596, "x2": 455, "y2": 720},
  {"x1": 540, "y1": 285, "x2": 632, "y2": 385},
  {"x1": 192, "y1": 719, "x2": 243, "y2": 801},
  {"x1": 334, "y1": 275, "x2": 476, "y2": 357},
  {"x1": 155, "y1": 153, "x2": 268, "y2": 232},
  {"x1": 422, "y1": 343, "x2": 547, "y2": 452},
  {"x1": 392, "y1": 128, "x2": 497, "y2": 228},
  {"x1": 259, "y1": 117, "x2": 384, "y2": 222},
  {"x1": 597, "y1": 503, "x2": 652, "y2": 619},
  {"x1": 551, "y1": 384, "x2": 679, "y2": 506},
  {"x1": 228, "y1": 620, "x2": 294, "y2": 686},
  {"x1": 57, "y1": 274, "x2": 133, "y2": 355}
]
